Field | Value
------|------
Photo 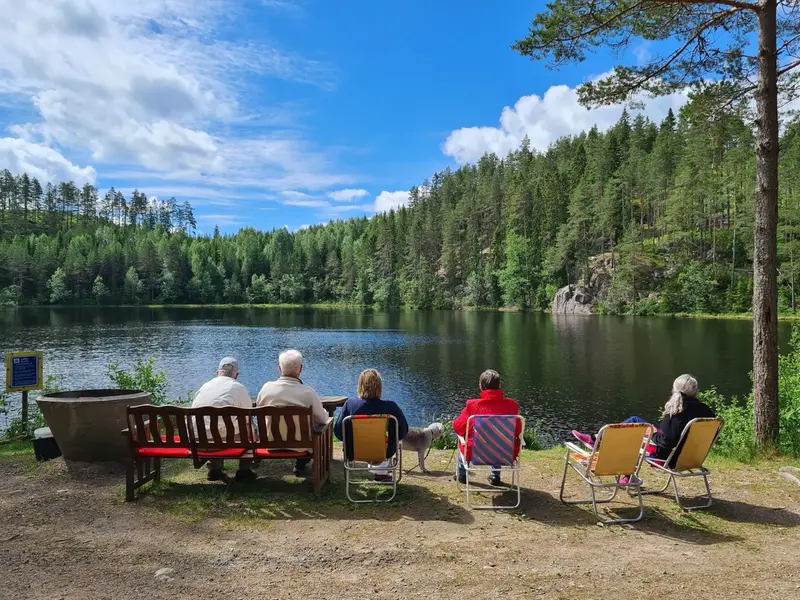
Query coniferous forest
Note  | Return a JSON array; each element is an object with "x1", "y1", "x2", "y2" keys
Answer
[{"x1": 2, "y1": 94, "x2": 800, "y2": 314}]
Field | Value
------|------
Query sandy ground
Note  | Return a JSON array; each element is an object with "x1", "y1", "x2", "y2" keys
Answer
[{"x1": 1, "y1": 446, "x2": 799, "y2": 600}]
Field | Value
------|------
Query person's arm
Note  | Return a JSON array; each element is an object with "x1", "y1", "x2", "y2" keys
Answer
[
  {"x1": 333, "y1": 399, "x2": 351, "y2": 441},
  {"x1": 652, "y1": 413, "x2": 677, "y2": 450},
  {"x1": 393, "y1": 403, "x2": 409, "y2": 440},
  {"x1": 309, "y1": 389, "x2": 330, "y2": 426},
  {"x1": 452, "y1": 402, "x2": 472, "y2": 437}
]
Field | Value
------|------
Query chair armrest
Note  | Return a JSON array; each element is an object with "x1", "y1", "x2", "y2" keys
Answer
[
  {"x1": 121, "y1": 428, "x2": 130, "y2": 437},
  {"x1": 313, "y1": 417, "x2": 334, "y2": 434},
  {"x1": 456, "y1": 435, "x2": 466, "y2": 445},
  {"x1": 564, "y1": 442, "x2": 590, "y2": 456}
]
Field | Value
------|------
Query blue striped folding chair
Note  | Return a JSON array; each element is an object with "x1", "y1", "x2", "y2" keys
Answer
[{"x1": 457, "y1": 414, "x2": 523, "y2": 509}]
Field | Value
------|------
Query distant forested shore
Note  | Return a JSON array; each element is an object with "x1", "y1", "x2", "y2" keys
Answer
[{"x1": 2, "y1": 94, "x2": 800, "y2": 314}]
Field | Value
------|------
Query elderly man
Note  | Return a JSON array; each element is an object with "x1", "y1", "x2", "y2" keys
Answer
[
  {"x1": 256, "y1": 349, "x2": 328, "y2": 476},
  {"x1": 192, "y1": 357, "x2": 256, "y2": 482}
]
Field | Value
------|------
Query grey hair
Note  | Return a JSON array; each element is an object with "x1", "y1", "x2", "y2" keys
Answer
[
  {"x1": 218, "y1": 365, "x2": 238, "y2": 378},
  {"x1": 664, "y1": 374, "x2": 698, "y2": 416},
  {"x1": 279, "y1": 349, "x2": 304, "y2": 377}
]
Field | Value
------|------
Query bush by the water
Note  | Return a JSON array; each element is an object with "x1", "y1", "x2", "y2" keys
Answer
[
  {"x1": 0, "y1": 374, "x2": 64, "y2": 439},
  {"x1": 702, "y1": 325, "x2": 800, "y2": 461}
]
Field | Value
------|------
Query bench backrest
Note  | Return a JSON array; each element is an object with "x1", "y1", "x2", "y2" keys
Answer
[
  {"x1": 127, "y1": 404, "x2": 192, "y2": 449},
  {"x1": 252, "y1": 406, "x2": 315, "y2": 450},
  {"x1": 125, "y1": 404, "x2": 318, "y2": 452}
]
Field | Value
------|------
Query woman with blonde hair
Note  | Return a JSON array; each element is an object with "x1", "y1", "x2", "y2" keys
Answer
[
  {"x1": 572, "y1": 374, "x2": 715, "y2": 460},
  {"x1": 333, "y1": 369, "x2": 409, "y2": 481}
]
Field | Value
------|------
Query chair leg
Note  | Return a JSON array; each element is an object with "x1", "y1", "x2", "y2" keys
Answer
[
  {"x1": 154, "y1": 457, "x2": 161, "y2": 483},
  {"x1": 558, "y1": 452, "x2": 570, "y2": 503},
  {"x1": 673, "y1": 473, "x2": 714, "y2": 511}
]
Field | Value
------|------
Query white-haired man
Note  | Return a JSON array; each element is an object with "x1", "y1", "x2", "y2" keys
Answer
[
  {"x1": 256, "y1": 349, "x2": 328, "y2": 476},
  {"x1": 192, "y1": 357, "x2": 256, "y2": 482}
]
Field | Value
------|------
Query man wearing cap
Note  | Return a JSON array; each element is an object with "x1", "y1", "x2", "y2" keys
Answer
[{"x1": 191, "y1": 357, "x2": 256, "y2": 482}]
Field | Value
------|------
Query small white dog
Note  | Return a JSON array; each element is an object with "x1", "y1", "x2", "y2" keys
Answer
[{"x1": 401, "y1": 422, "x2": 444, "y2": 473}]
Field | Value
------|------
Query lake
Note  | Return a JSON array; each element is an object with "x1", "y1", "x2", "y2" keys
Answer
[{"x1": 0, "y1": 307, "x2": 791, "y2": 442}]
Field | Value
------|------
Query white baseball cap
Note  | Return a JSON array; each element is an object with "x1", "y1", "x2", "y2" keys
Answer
[{"x1": 218, "y1": 357, "x2": 239, "y2": 372}]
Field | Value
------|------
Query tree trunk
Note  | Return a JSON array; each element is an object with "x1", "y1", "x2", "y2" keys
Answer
[{"x1": 752, "y1": 0, "x2": 780, "y2": 449}]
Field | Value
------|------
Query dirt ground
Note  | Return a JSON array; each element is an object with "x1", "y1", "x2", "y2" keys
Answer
[{"x1": 1, "y1": 444, "x2": 799, "y2": 600}]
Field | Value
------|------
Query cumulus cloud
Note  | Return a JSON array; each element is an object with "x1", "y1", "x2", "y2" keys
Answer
[
  {"x1": 0, "y1": 137, "x2": 95, "y2": 184},
  {"x1": 443, "y1": 82, "x2": 689, "y2": 164},
  {"x1": 375, "y1": 190, "x2": 409, "y2": 213},
  {"x1": 328, "y1": 188, "x2": 369, "y2": 202},
  {"x1": 0, "y1": 0, "x2": 348, "y2": 197}
]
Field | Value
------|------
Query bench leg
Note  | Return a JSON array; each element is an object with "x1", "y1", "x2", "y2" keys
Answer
[
  {"x1": 126, "y1": 461, "x2": 135, "y2": 502},
  {"x1": 154, "y1": 457, "x2": 161, "y2": 483}
]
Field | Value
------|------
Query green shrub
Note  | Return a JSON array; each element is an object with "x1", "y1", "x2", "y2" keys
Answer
[
  {"x1": 106, "y1": 357, "x2": 168, "y2": 405},
  {"x1": 703, "y1": 324, "x2": 800, "y2": 460},
  {"x1": 1, "y1": 374, "x2": 65, "y2": 439}
]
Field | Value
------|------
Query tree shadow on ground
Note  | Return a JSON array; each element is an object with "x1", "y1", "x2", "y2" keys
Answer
[
  {"x1": 707, "y1": 498, "x2": 800, "y2": 527},
  {"x1": 137, "y1": 459, "x2": 474, "y2": 524}
]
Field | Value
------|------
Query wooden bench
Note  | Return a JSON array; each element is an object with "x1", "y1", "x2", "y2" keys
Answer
[{"x1": 122, "y1": 404, "x2": 334, "y2": 501}]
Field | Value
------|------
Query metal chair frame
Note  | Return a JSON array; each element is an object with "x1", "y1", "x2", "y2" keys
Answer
[
  {"x1": 642, "y1": 417, "x2": 723, "y2": 511},
  {"x1": 559, "y1": 422, "x2": 654, "y2": 525},
  {"x1": 341, "y1": 414, "x2": 402, "y2": 503},
  {"x1": 456, "y1": 415, "x2": 524, "y2": 510}
]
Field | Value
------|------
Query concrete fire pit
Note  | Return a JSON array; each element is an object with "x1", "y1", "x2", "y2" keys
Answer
[{"x1": 36, "y1": 389, "x2": 151, "y2": 464}]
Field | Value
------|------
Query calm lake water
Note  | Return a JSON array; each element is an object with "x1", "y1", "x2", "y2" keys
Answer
[{"x1": 0, "y1": 307, "x2": 791, "y2": 442}]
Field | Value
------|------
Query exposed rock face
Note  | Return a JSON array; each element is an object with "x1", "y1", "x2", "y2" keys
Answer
[{"x1": 552, "y1": 284, "x2": 594, "y2": 315}]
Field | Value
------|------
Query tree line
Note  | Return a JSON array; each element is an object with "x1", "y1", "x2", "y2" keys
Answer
[{"x1": 1, "y1": 96, "x2": 800, "y2": 310}]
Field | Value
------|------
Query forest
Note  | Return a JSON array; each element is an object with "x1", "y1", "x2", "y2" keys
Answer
[{"x1": 1, "y1": 90, "x2": 800, "y2": 314}]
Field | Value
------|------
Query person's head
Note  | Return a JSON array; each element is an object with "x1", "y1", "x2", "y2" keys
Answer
[
  {"x1": 479, "y1": 369, "x2": 502, "y2": 391},
  {"x1": 217, "y1": 356, "x2": 239, "y2": 380},
  {"x1": 279, "y1": 349, "x2": 304, "y2": 378},
  {"x1": 664, "y1": 374, "x2": 699, "y2": 416},
  {"x1": 357, "y1": 368, "x2": 383, "y2": 400}
]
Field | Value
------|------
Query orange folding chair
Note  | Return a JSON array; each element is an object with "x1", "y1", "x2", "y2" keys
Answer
[{"x1": 341, "y1": 414, "x2": 402, "y2": 503}]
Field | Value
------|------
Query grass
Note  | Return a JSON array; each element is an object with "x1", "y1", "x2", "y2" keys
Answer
[{"x1": 0, "y1": 439, "x2": 34, "y2": 458}]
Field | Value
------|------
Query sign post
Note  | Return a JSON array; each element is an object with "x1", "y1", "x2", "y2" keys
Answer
[{"x1": 5, "y1": 351, "x2": 44, "y2": 432}]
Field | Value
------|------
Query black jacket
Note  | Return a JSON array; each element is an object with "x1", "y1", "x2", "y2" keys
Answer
[{"x1": 651, "y1": 395, "x2": 716, "y2": 462}]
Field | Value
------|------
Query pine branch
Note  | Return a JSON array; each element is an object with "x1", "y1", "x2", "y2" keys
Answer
[{"x1": 652, "y1": 0, "x2": 760, "y2": 11}]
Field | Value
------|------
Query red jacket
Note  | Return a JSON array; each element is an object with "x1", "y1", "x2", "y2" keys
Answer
[{"x1": 453, "y1": 389, "x2": 522, "y2": 458}]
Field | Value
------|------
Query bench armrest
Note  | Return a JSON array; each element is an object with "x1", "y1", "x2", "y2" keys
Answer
[{"x1": 313, "y1": 417, "x2": 334, "y2": 434}]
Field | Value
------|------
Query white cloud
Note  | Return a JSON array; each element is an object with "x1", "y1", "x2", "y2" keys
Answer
[
  {"x1": 328, "y1": 188, "x2": 369, "y2": 202},
  {"x1": 280, "y1": 190, "x2": 314, "y2": 200},
  {"x1": 375, "y1": 190, "x2": 409, "y2": 213},
  {"x1": 0, "y1": 137, "x2": 95, "y2": 184},
  {"x1": 443, "y1": 81, "x2": 689, "y2": 163},
  {"x1": 325, "y1": 203, "x2": 374, "y2": 214},
  {"x1": 282, "y1": 198, "x2": 331, "y2": 208},
  {"x1": 0, "y1": 0, "x2": 350, "y2": 199}
]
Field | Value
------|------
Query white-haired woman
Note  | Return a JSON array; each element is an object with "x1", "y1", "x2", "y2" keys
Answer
[{"x1": 572, "y1": 374, "x2": 716, "y2": 460}]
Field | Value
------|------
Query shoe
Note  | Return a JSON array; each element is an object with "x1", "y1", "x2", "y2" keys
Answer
[
  {"x1": 293, "y1": 466, "x2": 306, "y2": 477},
  {"x1": 373, "y1": 473, "x2": 393, "y2": 483},
  {"x1": 618, "y1": 475, "x2": 630, "y2": 485},
  {"x1": 234, "y1": 469, "x2": 257, "y2": 482},
  {"x1": 207, "y1": 469, "x2": 226, "y2": 481},
  {"x1": 454, "y1": 473, "x2": 467, "y2": 485},
  {"x1": 488, "y1": 474, "x2": 502, "y2": 486},
  {"x1": 571, "y1": 430, "x2": 595, "y2": 450}
]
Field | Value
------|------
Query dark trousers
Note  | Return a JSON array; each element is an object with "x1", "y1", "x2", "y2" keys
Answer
[
  {"x1": 458, "y1": 453, "x2": 500, "y2": 480},
  {"x1": 208, "y1": 459, "x2": 253, "y2": 472},
  {"x1": 295, "y1": 457, "x2": 312, "y2": 471}
]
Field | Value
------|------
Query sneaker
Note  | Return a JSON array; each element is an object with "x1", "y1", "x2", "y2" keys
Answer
[
  {"x1": 207, "y1": 469, "x2": 226, "y2": 482},
  {"x1": 234, "y1": 469, "x2": 257, "y2": 482},
  {"x1": 488, "y1": 475, "x2": 502, "y2": 486},
  {"x1": 374, "y1": 473, "x2": 393, "y2": 483},
  {"x1": 293, "y1": 466, "x2": 306, "y2": 477},
  {"x1": 454, "y1": 473, "x2": 467, "y2": 485},
  {"x1": 618, "y1": 475, "x2": 630, "y2": 485},
  {"x1": 571, "y1": 430, "x2": 595, "y2": 450}
]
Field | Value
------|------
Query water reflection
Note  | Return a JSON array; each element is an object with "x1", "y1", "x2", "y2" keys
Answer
[{"x1": 0, "y1": 307, "x2": 786, "y2": 441}]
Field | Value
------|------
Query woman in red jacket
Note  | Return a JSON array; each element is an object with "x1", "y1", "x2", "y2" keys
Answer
[{"x1": 453, "y1": 369, "x2": 521, "y2": 485}]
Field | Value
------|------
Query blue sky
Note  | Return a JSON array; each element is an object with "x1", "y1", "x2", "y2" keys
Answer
[{"x1": 0, "y1": 1, "x2": 689, "y2": 233}]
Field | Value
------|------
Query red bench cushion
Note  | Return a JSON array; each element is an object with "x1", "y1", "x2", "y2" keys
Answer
[
  {"x1": 255, "y1": 449, "x2": 311, "y2": 459},
  {"x1": 136, "y1": 447, "x2": 191, "y2": 458},
  {"x1": 197, "y1": 448, "x2": 248, "y2": 458}
]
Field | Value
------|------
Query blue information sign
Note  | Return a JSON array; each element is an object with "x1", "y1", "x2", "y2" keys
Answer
[{"x1": 5, "y1": 351, "x2": 43, "y2": 392}]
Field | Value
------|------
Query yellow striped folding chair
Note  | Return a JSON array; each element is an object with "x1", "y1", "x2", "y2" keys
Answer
[
  {"x1": 341, "y1": 414, "x2": 402, "y2": 503},
  {"x1": 457, "y1": 414, "x2": 524, "y2": 509},
  {"x1": 559, "y1": 422, "x2": 654, "y2": 524},
  {"x1": 643, "y1": 417, "x2": 723, "y2": 510}
]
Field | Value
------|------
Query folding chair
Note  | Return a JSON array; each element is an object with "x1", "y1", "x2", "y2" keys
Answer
[
  {"x1": 341, "y1": 414, "x2": 402, "y2": 503},
  {"x1": 457, "y1": 414, "x2": 523, "y2": 510},
  {"x1": 559, "y1": 422, "x2": 653, "y2": 524},
  {"x1": 643, "y1": 417, "x2": 723, "y2": 511}
]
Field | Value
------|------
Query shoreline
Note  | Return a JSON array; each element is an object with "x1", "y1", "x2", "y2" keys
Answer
[{"x1": 4, "y1": 302, "x2": 800, "y2": 321}]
